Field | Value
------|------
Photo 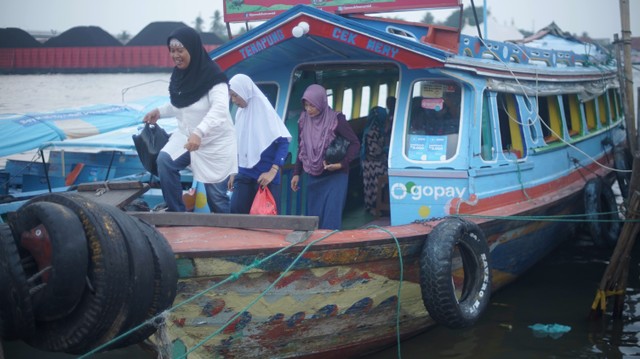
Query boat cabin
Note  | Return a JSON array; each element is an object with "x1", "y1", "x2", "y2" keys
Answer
[{"x1": 212, "y1": 4, "x2": 624, "y2": 229}]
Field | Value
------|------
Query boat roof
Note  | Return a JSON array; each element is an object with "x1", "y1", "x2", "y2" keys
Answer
[
  {"x1": 210, "y1": 4, "x2": 616, "y2": 84},
  {"x1": 211, "y1": 4, "x2": 456, "y2": 75}
]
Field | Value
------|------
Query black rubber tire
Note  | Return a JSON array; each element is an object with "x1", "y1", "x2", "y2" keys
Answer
[
  {"x1": 11, "y1": 201, "x2": 89, "y2": 321},
  {"x1": 130, "y1": 216, "x2": 178, "y2": 322},
  {"x1": 0, "y1": 222, "x2": 35, "y2": 341},
  {"x1": 584, "y1": 177, "x2": 621, "y2": 247},
  {"x1": 419, "y1": 217, "x2": 492, "y2": 329},
  {"x1": 96, "y1": 203, "x2": 156, "y2": 350},
  {"x1": 614, "y1": 146, "x2": 632, "y2": 199},
  {"x1": 22, "y1": 193, "x2": 130, "y2": 354}
]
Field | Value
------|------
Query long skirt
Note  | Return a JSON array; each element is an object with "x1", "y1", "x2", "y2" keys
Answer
[
  {"x1": 306, "y1": 172, "x2": 348, "y2": 230},
  {"x1": 362, "y1": 159, "x2": 387, "y2": 211}
]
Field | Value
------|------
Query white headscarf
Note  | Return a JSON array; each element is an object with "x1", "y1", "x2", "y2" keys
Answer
[{"x1": 230, "y1": 74, "x2": 291, "y2": 168}]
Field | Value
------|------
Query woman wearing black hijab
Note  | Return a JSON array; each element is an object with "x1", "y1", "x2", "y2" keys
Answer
[{"x1": 143, "y1": 26, "x2": 237, "y2": 212}]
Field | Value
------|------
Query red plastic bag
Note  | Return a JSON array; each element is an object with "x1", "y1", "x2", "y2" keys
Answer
[{"x1": 250, "y1": 187, "x2": 277, "y2": 215}]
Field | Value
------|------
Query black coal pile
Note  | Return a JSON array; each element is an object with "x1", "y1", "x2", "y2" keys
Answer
[
  {"x1": 0, "y1": 28, "x2": 42, "y2": 48},
  {"x1": 44, "y1": 26, "x2": 122, "y2": 47},
  {"x1": 126, "y1": 22, "x2": 188, "y2": 46}
]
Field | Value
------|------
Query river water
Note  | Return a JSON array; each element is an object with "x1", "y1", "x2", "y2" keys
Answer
[{"x1": 1, "y1": 72, "x2": 640, "y2": 359}]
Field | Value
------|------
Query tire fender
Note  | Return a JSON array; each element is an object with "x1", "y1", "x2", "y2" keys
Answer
[
  {"x1": 419, "y1": 217, "x2": 492, "y2": 328},
  {"x1": 12, "y1": 201, "x2": 89, "y2": 321},
  {"x1": 584, "y1": 177, "x2": 621, "y2": 247}
]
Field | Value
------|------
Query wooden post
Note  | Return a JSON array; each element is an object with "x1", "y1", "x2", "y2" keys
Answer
[
  {"x1": 619, "y1": 0, "x2": 638, "y2": 191},
  {"x1": 591, "y1": 0, "x2": 639, "y2": 318}
]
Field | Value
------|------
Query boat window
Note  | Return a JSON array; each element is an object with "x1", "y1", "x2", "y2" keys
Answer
[
  {"x1": 285, "y1": 63, "x2": 400, "y2": 162},
  {"x1": 257, "y1": 83, "x2": 278, "y2": 108},
  {"x1": 528, "y1": 118, "x2": 538, "y2": 142},
  {"x1": 609, "y1": 88, "x2": 622, "y2": 121},
  {"x1": 607, "y1": 89, "x2": 618, "y2": 121},
  {"x1": 496, "y1": 93, "x2": 524, "y2": 158},
  {"x1": 360, "y1": 86, "x2": 371, "y2": 118},
  {"x1": 584, "y1": 99, "x2": 597, "y2": 131},
  {"x1": 481, "y1": 92, "x2": 496, "y2": 161},
  {"x1": 562, "y1": 94, "x2": 582, "y2": 138},
  {"x1": 405, "y1": 80, "x2": 461, "y2": 162},
  {"x1": 597, "y1": 94, "x2": 608, "y2": 125},
  {"x1": 537, "y1": 95, "x2": 563, "y2": 144}
]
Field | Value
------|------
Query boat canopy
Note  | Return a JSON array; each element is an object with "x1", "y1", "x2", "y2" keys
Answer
[
  {"x1": 0, "y1": 96, "x2": 169, "y2": 157},
  {"x1": 211, "y1": 5, "x2": 458, "y2": 75},
  {"x1": 37, "y1": 117, "x2": 178, "y2": 154}
]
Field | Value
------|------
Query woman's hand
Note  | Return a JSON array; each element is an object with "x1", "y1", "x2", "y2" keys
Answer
[
  {"x1": 291, "y1": 175, "x2": 300, "y2": 192},
  {"x1": 185, "y1": 133, "x2": 201, "y2": 152},
  {"x1": 323, "y1": 161, "x2": 343, "y2": 171},
  {"x1": 227, "y1": 175, "x2": 235, "y2": 192},
  {"x1": 258, "y1": 166, "x2": 277, "y2": 187},
  {"x1": 143, "y1": 108, "x2": 160, "y2": 124}
]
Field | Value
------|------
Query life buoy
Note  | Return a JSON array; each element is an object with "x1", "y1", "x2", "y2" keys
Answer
[
  {"x1": 419, "y1": 217, "x2": 492, "y2": 329},
  {"x1": 584, "y1": 177, "x2": 621, "y2": 247},
  {"x1": 12, "y1": 201, "x2": 89, "y2": 321},
  {"x1": 613, "y1": 145, "x2": 632, "y2": 199}
]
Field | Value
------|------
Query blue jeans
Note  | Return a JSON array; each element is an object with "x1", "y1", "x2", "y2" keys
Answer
[
  {"x1": 205, "y1": 179, "x2": 230, "y2": 213},
  {"x1": 156, "y1": 151, "x2": 230, "y2": 213},
  {"x1": 157, "y1": 151, "x2": 190, "y2": 212}
]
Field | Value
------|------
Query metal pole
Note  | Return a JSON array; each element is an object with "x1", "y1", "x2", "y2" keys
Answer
[{"x1": 483, "y1": 0, "x2": 488, "y2": 40}]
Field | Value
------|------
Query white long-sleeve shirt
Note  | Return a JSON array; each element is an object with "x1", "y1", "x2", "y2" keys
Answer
[{"x1": 158, "y1": 82, "x2": 237, "y2": 183}]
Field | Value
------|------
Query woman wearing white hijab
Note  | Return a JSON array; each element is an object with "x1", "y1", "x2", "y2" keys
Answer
[{"x1": 228, "y1": 74, "x2": 291, "y2": 214}]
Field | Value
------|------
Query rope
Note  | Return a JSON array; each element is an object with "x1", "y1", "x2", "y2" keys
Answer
[
  {"x1": 152, "y1": 312, "x2": 172, "y2": 359},
  {"x1": 177, "y1": 230, "x2": 340, "y2": 359},
  {"x1": 78, "y1": 229, "x2": 319, "y2": 358},
  {"x1": 365, "y1": 225, "x2": 404, "y2": 359},
  {"x1": 457, "y1": 212, "x2": 639, "y2": 223},
  {"x1": 79, "y1": 226, "x2": 411, "y2": 358}
]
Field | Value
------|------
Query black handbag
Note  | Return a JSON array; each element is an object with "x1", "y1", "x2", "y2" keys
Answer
[
  {"x1": 132, "y1": 123, "x2": 169, "y2": 176},
  {"x1": 324, "y1": 135, "x2": 350, "y2": 164}
]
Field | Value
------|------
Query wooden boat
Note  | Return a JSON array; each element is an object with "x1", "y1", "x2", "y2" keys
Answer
[{"x1": 0, "y1": 1, "x2": 630, "y2": 358}]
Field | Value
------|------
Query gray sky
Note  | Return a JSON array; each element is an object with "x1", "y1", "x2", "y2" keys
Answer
[{"x1": 0, "y1": 0, "x2": 638, "y2": 40}]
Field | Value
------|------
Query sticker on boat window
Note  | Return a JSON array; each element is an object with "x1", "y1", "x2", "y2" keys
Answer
[
  {"x1": 407, "y1": 135, "x2": 447, "y2": 161},
  {"x1": 422, "y1": 98, "x2": 444, "y2": 111},
  {"x1": 421, "y1": 82, "x2": 444, "y2": 98}
]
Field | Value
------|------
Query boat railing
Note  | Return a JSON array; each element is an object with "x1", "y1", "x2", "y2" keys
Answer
[{"x1": 458, "y1": 34, "x2": 607, "y2": 68}]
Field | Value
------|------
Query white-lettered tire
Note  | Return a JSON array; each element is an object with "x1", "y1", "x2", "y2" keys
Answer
[
  {"x1": 613, "y1": 145, "x2": 631, "y2": 199},
  {"x1": 419, "y1": 217, "x2": 492, "y2": 328},
  {"x1": 584, "y1": 177, "x2": 621, "y2": 247}
]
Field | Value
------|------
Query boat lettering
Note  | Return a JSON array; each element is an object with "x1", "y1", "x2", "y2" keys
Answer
[
  {"x1": 366, "y1": 39, "x2": 399, "y2": 58},
  {"x1": 331, "y1": 28, "x2": 357, "y2": 45},
  {"x1": 390, "y1": 182, "x2": 466, "y2": 201},
  {"x1": 239, "y1": 29, "x2": 285, "y2": 59}
]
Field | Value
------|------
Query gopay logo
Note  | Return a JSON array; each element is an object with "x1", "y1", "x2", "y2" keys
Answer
[{"x1": 391, "y1": 181, "x2": 467, "y2": 201}]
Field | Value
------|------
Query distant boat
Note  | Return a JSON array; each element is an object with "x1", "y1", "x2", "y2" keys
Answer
[
  {"x1": 0, "y1": 96, "x2": 168, "y2": 157},
  {"x1": 0, "y1": 2, "x2": 629, "y2": 358}
]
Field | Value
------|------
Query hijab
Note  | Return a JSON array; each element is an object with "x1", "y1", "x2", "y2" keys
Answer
[
  {"x1": 167, "y1": 26, "x2": 228, "y2": 108},
  {"x1": 298, "y1": 84, "x2": 339, "y2": 175},
  {"x1": 229, "y1": 74, "x2": 292, "y2": 168}
]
